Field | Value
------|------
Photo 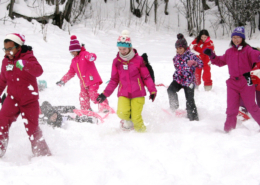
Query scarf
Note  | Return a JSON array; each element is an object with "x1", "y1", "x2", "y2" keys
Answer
[{"x1": 119, "y1": 49, "x2": 135, "y2": 61}]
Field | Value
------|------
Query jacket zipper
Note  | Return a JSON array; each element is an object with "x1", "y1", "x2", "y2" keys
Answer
[
  {"x1": 137, "y1": 78, "x2": 142, "y2": 90},
  {"x1": 77, "y1": 63, "x2": 86, "y2": 88}
]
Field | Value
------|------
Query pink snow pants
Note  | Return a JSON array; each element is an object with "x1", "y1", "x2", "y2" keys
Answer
[
  {"x1": 79, "y1": 82, "x2": 108, "y2": 111},
  {"x1": 0, "y1": 96, "x2": 51, "y2": 157},
  {"x1": 225, "y1": 77, "x2": 260, "y2": 132}
]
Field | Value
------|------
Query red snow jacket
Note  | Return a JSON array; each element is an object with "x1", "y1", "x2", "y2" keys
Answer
[
  {"x1": 0, "y1": 46, "x2": 43, "y2": 105},
  {"x1": 190, "y1": 37, "x2": 214, "y2": 64}
]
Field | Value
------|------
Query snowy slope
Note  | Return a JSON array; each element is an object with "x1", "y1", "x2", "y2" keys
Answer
[{"x1": 1, "y1": 3, "x2": 260, "y2": 185}]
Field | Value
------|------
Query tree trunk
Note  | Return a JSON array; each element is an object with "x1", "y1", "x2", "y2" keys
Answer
[
  {"x1": 215, "y1": 0, "x2": 219, "y2": 6},
  {"x1": 202, "y1": 0, "x2": 210, "y2": 10},
  {"x1": 154, "y1": 0, "x2": 158, "y2": 24},
  {"x1": 164, "y1": 0, "x2": 169, "y2": 15},
  {"x1": 9, "y1": 0, "x2": 15, "y2": 19}
]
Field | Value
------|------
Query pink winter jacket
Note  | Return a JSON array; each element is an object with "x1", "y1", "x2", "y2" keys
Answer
[
  {"x1": 103, "y1": 50, "x2": 157, "y2": 99},
  {"x1": 211, "y1": 45, "x2": 260, "y2": 78},
  {"x1": 61, "y1": 47, "x2": 102, "y2": 88}
]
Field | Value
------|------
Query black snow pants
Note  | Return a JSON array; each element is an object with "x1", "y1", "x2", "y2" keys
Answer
[{"x1": 167, "y1": 80, "x2": 199, "y2": 121}]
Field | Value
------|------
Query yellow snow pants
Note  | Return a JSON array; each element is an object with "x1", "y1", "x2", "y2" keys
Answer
[{"x1": 117, "y1": 96, "x2": 146, "y2": 132}]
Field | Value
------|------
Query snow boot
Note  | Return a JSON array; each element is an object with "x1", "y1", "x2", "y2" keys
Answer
[
  {"x1": 204, "y1": 85, "x2": 212, "y2": 91},
  {"x1": 0, "y1": 138, "x2": 8, "y2": 158},
  {"x1": 187, "y1": 109, "x2": 199, "y2": 121},
  {"x1": 120, "y1": 120, "x2": 134, "y2": 131},
  {"x1": 30, "y1": 130, "x2": 51, "y2": 157}
]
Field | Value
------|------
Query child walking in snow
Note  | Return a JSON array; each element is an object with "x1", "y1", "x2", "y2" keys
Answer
[
  {"x1": 56, "y1": 35, "x2": 109, "y2": 112},
  {"x1": 167, "y1": 34, "x2": 203, "y2": 121},
  {"x1": 0, "y1": 33, "x2": 51, "y2": 157},
  {"x1": 190, "y1": 29, "x2": 215, "y2": 91},
  {"x1": 204, "y1": 27, "x2": 260, "y2": 132},
  {"x1": 96, "y1": 30, "x2": 157, "y2": 132}
]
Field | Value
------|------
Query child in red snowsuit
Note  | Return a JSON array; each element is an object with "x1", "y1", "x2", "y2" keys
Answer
[
  {"x1": 190, "y1": 30, "x2": 214, "y2": 91},
  {"x1": 56, "y1": 35, "x2": 108, "y2": 112},
  {"x1": 0, "y1": 33, "x2": 51, "y2": 157}
]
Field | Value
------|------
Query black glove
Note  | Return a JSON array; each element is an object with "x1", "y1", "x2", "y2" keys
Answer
[
  {"x1": 56, "y1": 80, "x2": 65, "y2": 86},
  {"x1": 96, "y1": 93, "x2": 107, "y2": 103},
  {"x1": 243, "y1": 72, "x2": 253, "y2": 86},
  {"x1": 149, "y1": 93, "x2": 156, "y2": 102},
  {"x1": 203, "y1": 48, "x2": 213, "y2": 56}
]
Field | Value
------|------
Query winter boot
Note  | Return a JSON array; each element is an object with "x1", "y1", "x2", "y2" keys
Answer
[
  {"x1": 187, "y1": 109, "x2": 199, "y2": 121},
  {"x1": 0, "y1": 138, "x2": 8, "y2": 158},
  {"x1": 168, "y1": 92, "x2": 179, "y2": 112},
  {"x1": 0, "y1": 125, "x2": 9, "y2": 158},
  {"x1": 204, "y1": 85, "x2": 212, "y2": 91},
  {"x1": 30, "y1": 130, "x2": 51, "y2": 157},
  {"x1": 120, "y1": 120, "x2": 134, "y2": 131},
  {"x1": 224, "y1": 116, "x2": 237, "y2": 132}
]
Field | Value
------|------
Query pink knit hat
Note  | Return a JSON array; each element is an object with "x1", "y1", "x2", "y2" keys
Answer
[
  {"x1": 5, "y1": 33, "x2": 25, "y2": 45},
  {"x1": 69, "y1": 35, "x2": 81, "y2": 52}
]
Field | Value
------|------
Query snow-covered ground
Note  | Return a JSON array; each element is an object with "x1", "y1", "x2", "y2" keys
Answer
[{"x1": 1, "y1": 7, "x2": 260, "y2": 185}]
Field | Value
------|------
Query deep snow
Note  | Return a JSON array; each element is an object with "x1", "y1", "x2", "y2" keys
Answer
[{"x1": 1, "y1": 2, "x2": 260, "y2": 185}]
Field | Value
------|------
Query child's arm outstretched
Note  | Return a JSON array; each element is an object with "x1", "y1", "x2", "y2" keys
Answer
[
  {"x1": 204, "y1": 48, "x2": 227, "y2": 67},
  {"x1": 57, "y1": 63, "x2": 76, "y2": 86}
]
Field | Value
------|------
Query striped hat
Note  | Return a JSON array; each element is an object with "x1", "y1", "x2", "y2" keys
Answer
[
  {"x1": 69, "y1": 35, "x2": 81, "y2": 52},
  {"x1": 5, "y1": 33, "x2": 25, "y2": 45},
  {"x1": 117, "y1": 30, "x2": 132, "y2": 48}
]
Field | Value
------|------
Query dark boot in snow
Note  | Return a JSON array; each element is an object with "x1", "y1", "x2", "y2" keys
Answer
[{"x1": 187, "y1": 108, "x2": 199, "y2": 121}]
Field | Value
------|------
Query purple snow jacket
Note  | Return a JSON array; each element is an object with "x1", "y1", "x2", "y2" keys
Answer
[
  {"x1": 211, "y1": 45, "x2": 260, "y2": 77},
  {"x1": 173, "y1": 49, "x2": 203, "y2": 87},
  {"x1": 103, "y1": 49, "x2": 157, "y2": 99}
]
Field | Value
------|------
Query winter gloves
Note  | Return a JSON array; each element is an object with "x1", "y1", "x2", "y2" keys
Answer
[
  {"x1": 149, "y1": 92, "x2": 156, "y2": 102},
  {"x1": 16, "y1": 59, "x2": 26, "y2": 71},
  {"x1": 243, "y1": 62, "x2": 260, "y2": 86},
  {"x1": 243, "y1": 72, "x2": 253, "y2": 86},
  {"x1": 203, "y1": 48, "x2": 216, "y2": 60},
  {"x1": 96, "y1": 93, "x2": 107, "y2": 103},
  {"x1": 187, "y1": 60, "x2": 197, "y2": 67},
  {"x1": 56, "y1": 80, "x2": 65, "y2": 86}
]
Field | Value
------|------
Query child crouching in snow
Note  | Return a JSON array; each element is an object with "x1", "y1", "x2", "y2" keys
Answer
[
  {"x1": 96, "y1": 30, "x2": 157, "y2": 132},
  {"x1": 203, "y1": 26, "x2": 260, "y2": 132},
  {"x1": 56, "y1": 35, "x2": 109, "y2": 113},
  {"x1": 167, "y1": 34, "x2": 203, "y2": 121}
]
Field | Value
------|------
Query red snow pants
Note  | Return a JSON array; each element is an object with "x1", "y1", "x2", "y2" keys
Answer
[
  {"x1": 0, "y1": 96, "x2": 51, "y2": 157},
  {"x1": 79, "y1": 82, "x2": 108, "y2": 111},
  {"x1": 195, "y1": 60, "x2": 212, "y2": 86},
  {"x1": 224, "y1": 77, "x2": 260, "y2": 132}
]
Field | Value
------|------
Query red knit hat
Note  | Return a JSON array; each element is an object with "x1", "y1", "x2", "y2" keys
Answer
[
  {"x1": 69, "y1": 35, "x2": 81, "y2": 52},
  {"x1": 5, "y1": 33, "x2": 25, "y2": 45}
]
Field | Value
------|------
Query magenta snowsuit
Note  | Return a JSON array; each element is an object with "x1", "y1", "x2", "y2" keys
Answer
[
  {"x1": 211, "y1": 45, "x2": 260, "y2": 132},
  {"x1": 61, "y1": 47, "x2": 108, "y2": 110},
  {"x1": 103, "y1": 52, "x2": 157, "y2": 98},
  {"x1": 0, "y1": 48, "x2": 51, "y2": 157}
]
